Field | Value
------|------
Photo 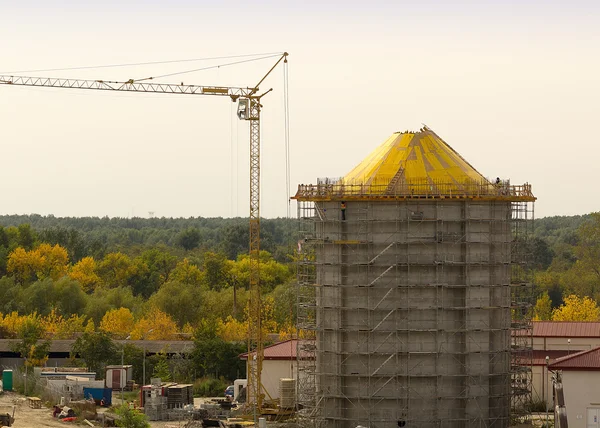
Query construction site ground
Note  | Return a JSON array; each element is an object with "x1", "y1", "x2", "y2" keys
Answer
[
  {"x1": 0, "y1": 391, "x2": 552, "y2": 428},
  {"x1": 0, "y1": 391, "x2": 217, "y2": 427}
]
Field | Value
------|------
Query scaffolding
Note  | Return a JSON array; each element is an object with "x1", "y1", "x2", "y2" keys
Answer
[{"x1": 296, "y1": 193, "x2": 534, "y2": 428}]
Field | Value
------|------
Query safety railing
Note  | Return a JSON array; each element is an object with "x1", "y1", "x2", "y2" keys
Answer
[{"x1": 294, "y1": 179, "x2": 535, "y2": 201}]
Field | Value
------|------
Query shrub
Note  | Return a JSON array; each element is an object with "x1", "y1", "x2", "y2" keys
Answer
[{"x1": 193, "y1": 376, "x2": 229, "y2": 397}]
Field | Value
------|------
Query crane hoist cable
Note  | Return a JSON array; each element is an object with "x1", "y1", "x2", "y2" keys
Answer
[{"x1": 0, "y1": 51, "x2": 286, "y2": 74}]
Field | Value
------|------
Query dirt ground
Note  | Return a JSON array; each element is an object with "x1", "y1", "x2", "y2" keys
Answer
[{"x1": 0, "y1": 391, "x2": 210, "y2": 428}]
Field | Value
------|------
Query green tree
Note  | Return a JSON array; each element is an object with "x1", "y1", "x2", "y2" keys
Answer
[
  {"x1": 115, "y1": 404, "x2": 150, "y2": 428},
  {"x1": 141, "y1": 248, "x2": 177, "y2": 286},
  {"x1": 11, "y1": 316, "x2": 51, "y2": 369},
  {"x1": 176, "y1": 228, "x2": 201, "y2": 251},
  {"x1": 84, "y1": 287, "x2": 143, "y2": 325},
  {"x1": 71, "y1": 331, "x2": 118, "y2": 377},
  {"x1": 202, "y1": 252, "x2": 230, "y2": 290},
  {"x1": 149, "y1": 281, "x2": 203, "y2": 327},
  {"x1": 151, "y1": 352, "x2": 172, "y2": 382},
  {"x1": 572, "y1": 213, "x2": 600, "y2": 297},
  {"x1": 191, "y1": 321, "x2": 246, "y2": 381},
  {"x1": 17, "y1": 224, "x2": 36, "y2": 250},
  {"x1": 534, "y1": 292, "x2": 552, "y2": 321}
]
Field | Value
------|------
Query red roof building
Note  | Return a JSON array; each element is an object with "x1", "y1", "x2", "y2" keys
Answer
[
  {"x1": 549, "y1": 347, "x2": 600, "y2": 371},
  {"x1": 533, "y1": 321, "x2": 600, "y2": 338},
  {"x1": 240, "y1": 339, "x2": 298, "y2": 360}
]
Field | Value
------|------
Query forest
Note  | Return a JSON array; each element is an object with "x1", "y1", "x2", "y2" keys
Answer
[{"x1": 0, "y1": 212, "x2": 599, "y2": 388}]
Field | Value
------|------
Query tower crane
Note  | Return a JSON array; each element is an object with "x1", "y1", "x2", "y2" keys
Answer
[{"x1": 0, "y1": 51, "x2": 288, "y2": 414}]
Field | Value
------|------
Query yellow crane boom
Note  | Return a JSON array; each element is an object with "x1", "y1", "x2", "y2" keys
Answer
[{"x1": 0, "y1": 51, "x2": 289, "y2": 416}]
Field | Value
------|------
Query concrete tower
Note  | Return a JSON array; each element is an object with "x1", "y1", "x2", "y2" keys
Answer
[{"x1": 295, "y1": 127, "x2": 535, "y2": 428}]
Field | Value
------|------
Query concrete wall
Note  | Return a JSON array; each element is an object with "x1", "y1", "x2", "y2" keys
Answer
[
  {"x1": 313, "y1": 200, "x2": 513, "y2": 428},
  {"x1": 561, "y1": 370, "x2": 600, "y2": 428}
]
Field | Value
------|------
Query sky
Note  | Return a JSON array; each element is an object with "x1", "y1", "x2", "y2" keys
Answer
[{"x1": 0, "y1": 0, "x2": 598, "y2": 219}]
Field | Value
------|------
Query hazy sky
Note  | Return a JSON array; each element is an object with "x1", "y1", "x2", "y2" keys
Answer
[{"x1": 0, "y1": 0, "x2": 598, "y2": 219}]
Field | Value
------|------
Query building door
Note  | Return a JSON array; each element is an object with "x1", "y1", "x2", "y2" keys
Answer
[
  {"x1": 587, "y1": 407, "x2": 600, "y2": 428},
  {"x1": 112, "y1": 369, "x2": 121, "y2": 390}
]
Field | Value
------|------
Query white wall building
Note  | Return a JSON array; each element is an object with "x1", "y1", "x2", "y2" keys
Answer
[
  {"x1": 532, "y1": 321, "x2": 600, "y2": 407},
  {"x1": 241, "y1": 339, "x2": 297, "y2": 401},
  {"x1": 548, "y1": 347, "x2": 600, "y2": 428}
]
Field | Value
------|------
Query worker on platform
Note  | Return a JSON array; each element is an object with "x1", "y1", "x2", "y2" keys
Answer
[
  {"x1": 495, "y1": 177, "x2": 501, "y2": 185},
  {"x1": 341, "y1": 201, "x2": 347, "y2": 221}
]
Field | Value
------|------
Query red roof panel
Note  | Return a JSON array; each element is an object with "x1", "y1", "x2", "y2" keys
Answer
[
  {"x1": 532, "y1": 350, "x2": 570, "y2": 366},
  {"x1": 549, "y1": 346, "x2": 600, "y2": 370},
  {"x1": 533, "y1": 321, "x2": 600, "y2": 338},
  {"x1": 241, "y1": 339, "x2": 298, "y2": 360}
]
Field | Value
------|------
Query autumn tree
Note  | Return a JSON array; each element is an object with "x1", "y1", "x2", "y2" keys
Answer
[
  {"x1": 171, "y1": 258, "x2": 203, "y2": 285},
  {"x1": 7, "y1": 247, "x2": 38, "y2": 285},
  {"x1": 69, "y1": 257, "x2": 102, "y2": 291},
  {"x1": 7, "y1": 244, "x2": 69, "y2": 284},
  {"x1": 130, "y1": 307, "x2": 178, "y2": 340},
  {"x1": 11, "y1": 315, "x2": 51, "y2": 369},
  {"x1": 41, "y1": 309, "x2": 87, "y2": 339},
  {"x1": 34, "y1": 243, "x2": 69, "y2": 280},
  {"x1": 552, "y1": 294, "x2": 600, "y2": 321},
  {"x1": 217, "y1": 316, "x2": 247, "y2": 342},
  {"x1": 100, "y1": 308, "x2": 136, "y2": 339},
  {"x1": 98, "y1": 252, "x2": 134, "y2": 288}
]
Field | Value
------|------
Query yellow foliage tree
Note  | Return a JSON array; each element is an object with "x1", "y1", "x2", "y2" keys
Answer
[
  {"x1": 0, "y1": 312, "x2": 29, "y2": 337},
  {"x1": 40, "y1": 309, "x2": 87, "y2": 339},
  {"x1": 34, "y1": 243, "x2": 69, "y2": 280},
  {"x1": 99, "y1": 308, "x2": 135, "y2": 339},
  {"x1": 7, "y1": 248, "x2": 37, "y2": 285},
  {"x1": 217, "y1": 316, "x2": 247, "y2": 341},
  {"x1": 69, "y1": 257, "x2": 102, "y2": 291},
  {"x1": 171, "y1": 258, "x2": 203, "y2": 285},
  {"x1": 98, "y1": 252, "x2": 134, "y2": 288},
  {"x1": 84, "y1": 319, "x2": 96, "y2": 333},
  {"x1": 552, "y1": 295, "x2": 600, "y2": 321},
  {"x1": 7, "y1": 244, "x2": 69, "y2": 284},
  {"x1": 130, "y1": 307, "x2": 179, "y2": 340}
]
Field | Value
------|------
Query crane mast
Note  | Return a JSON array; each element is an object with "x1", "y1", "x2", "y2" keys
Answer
[{"x1": 0, "y1": 51, "x2": 289, "y2": 416}]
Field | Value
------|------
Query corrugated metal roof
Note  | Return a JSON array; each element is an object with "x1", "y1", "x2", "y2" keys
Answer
[
  {"x1": 342, "y1": 126, "x2": 489, "y2": 194},
  {"x1": 241, "y1": 339, "x2": 298, "y2": 360},
  {"x1": 549, "y1": 346, "x2": 600, "y2": 370},
  {"x1": 533, "y1": 321, "x2": 600, "y2": 337}
]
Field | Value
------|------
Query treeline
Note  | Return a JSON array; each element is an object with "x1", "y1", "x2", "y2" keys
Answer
[
  {"x1": 532, "y1": 213, "x2": 600, "y2": 320},
  {"x1": 0, "y1": 217, "x2": 298, "y2": 343},
  {"x1": 0, "y1": 216, "x2": 299, "y2": 385},
  {"x1": 0, "y1": 214, "x2": 296, "y2": 262}
]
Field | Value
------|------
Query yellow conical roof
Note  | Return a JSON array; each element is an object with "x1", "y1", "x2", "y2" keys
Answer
[
  {"x1": 343, "y1": 126, "x2": 488, "y2": 190},
  {"x1": 294, "y1": 126, "x2": 535, "y2": 201}
]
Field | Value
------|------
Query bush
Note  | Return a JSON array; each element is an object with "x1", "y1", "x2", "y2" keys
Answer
[
  {"x1": 526, "y1": 398, "x2": 548, "y2": 412},
  {"x1": 115, "y1": 404, "x2": 150, "y2": 428},
  {"x1": 193, "y1": 376, "x2": 228, "y2": 397}
]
